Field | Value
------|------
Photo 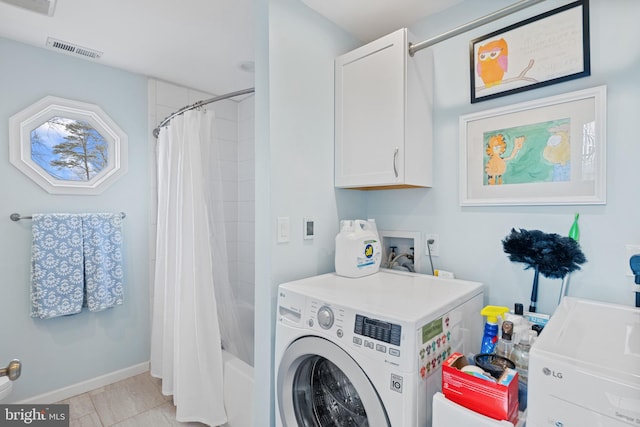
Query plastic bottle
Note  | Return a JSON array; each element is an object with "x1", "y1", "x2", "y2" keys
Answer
[
  {"x1": 569, "y1": 213, "x2": 580, "y2": 241},
  {"x1": 335, "y1": 219, "x2": 382, "y2": 278},
  {"x1": 495, "y1": 320, "x2": 515, "y2": 361},
  {"x1": 504, "y1": 302, "x2": 531, "y2": 345},
  {"x1": 511, "y1": 329, "x2": 537, "y2": 411},
  {"x1": 480, "y1": 306, "x2": 509, "y2": 354}
]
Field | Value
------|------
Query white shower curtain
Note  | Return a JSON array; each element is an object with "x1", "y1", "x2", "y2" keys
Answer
[{"x1": 150, "y1": 109, "x2": 247, "y2": 426}]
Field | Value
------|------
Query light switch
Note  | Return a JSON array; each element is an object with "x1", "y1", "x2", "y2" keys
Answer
[{"x1": 277, "y1": 217, "x2": 290, "y2": 243}]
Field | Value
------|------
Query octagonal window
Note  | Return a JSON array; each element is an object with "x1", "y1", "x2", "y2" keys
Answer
[{"x1": 10, "y1": 96, "x2": 128, "y2": 195}]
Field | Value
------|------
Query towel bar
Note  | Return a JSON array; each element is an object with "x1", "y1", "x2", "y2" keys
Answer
[{"x1": 10, "y1": 212, "x2": 126, "y2": 221}]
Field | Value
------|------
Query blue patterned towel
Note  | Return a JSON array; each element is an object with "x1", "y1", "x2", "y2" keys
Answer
[
  {"x1": 31, "y1": 213, "x2": 124, "y2": 319},
  {"x1": 31, "y1": 214, "x2": 85, "y2": 319},
  {"x1": 81, "y1": 213, "x2": 124, "y2": 312}
]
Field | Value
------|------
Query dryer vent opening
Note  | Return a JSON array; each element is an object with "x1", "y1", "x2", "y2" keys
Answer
[{"x1": 46, "y1": 37, "x2": 103, "y2": 60}]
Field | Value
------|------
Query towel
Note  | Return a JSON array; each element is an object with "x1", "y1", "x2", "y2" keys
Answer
[
  {"x1": 30, "y1": 213, "x2": 124, "y2": 319},
  {"x1": 81, "y1": 213, "x2": 124, "y2": 312},
  {"x1": 31, "y1": 214, "x2": 85, "y2": 319}
]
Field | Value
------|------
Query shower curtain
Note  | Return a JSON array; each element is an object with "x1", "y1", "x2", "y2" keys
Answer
[{"x1": 150, "y1": 109, "x2": 248, "y2": 426}]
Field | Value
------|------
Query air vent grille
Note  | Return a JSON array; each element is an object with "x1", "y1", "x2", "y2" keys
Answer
[{"x1": 46, "y1": 37, "x2": 103, "y2": 60}]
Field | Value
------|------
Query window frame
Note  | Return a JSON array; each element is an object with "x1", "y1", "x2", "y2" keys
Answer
[{"x1": 9, "y1": 96, "x2": 128, "y2": 195}]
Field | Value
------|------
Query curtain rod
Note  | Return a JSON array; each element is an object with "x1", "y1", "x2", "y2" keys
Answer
[
  {"x1": 153, "y1": 87, "x2": 255, "y2": 138},
  {"x1": 409, "y1": 0, "x2": 547, "y2": 56}
]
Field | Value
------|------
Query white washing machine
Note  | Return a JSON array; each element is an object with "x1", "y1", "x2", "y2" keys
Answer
[{"x1": 275, "y1": 270, "x2": 484, "y2": 427}]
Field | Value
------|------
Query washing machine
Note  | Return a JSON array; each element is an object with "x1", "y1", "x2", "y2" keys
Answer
[{"x1": 275, "y1": 270, "x2": 484, "y2": 427}]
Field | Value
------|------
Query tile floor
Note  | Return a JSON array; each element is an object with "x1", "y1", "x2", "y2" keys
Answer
[{"x1": 57, "y1": 372, "x2": 206, "y2": 427}]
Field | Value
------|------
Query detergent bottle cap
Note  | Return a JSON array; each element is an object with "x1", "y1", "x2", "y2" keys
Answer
[
  {"x1": 514, "y1": 303, "x2": 524, "y2": 316},
  {"x1": 480, "y1": 306, "x2": 510, "y2": 324}
]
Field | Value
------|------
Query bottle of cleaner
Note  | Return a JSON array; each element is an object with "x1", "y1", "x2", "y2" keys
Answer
[
  {"x1": 495, "y1": 320, "x2": 515, "y2": 361},
  {"x1": 504, "y1": 302, "x2": 531, "y2": 345},
  {"x1": 480, "y1": 306, "x2": 509, "y2": 354},
  {"x1": 511, "y1": 329, "x2": 537, "y2": 411},
  {"x1": 335, "y1": 219, "x2": 382, "y2": 278}
]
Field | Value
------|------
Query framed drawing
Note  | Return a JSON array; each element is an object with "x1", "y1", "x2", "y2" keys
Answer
[
  {"x1": 9, "y1": 96, "x2": 128, "y2": 195},
  {"x1": 470, "y1": 0, "x2": 590, "y2": 103},
  {"x1": 459, "y1": 86, "x2": 606, "y2": 206}
]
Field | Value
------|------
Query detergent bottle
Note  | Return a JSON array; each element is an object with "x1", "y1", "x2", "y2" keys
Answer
[
  {"x1": 480, "y1": 306, "x2": 509, "y2": 354},
  {"x1": 335, "y1": 219, "x2": 381, "y2": 278}
]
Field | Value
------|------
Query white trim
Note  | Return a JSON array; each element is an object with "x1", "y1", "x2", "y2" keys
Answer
[
  {"x1": 9, "y1": 95, "x2": 128, "y2": 195},
  {"x1": 16, "y1": 362, "x2": 149, "y2": 404},
  {"x1": 459, "y1": 85, "x2": 607, "y2": 206}
]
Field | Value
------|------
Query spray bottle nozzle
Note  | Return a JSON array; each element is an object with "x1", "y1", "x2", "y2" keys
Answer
[
  {"x1": 630, "y1": 255, "x2": 640, "y2": 285},
  {"x1": 480, "y1": 306, "x2": 510, "y2": 324}
]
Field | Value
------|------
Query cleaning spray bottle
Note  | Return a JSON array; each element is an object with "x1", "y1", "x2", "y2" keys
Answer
[{"x1": 480, "y1": 306, "x2": 509, "y2": 354}]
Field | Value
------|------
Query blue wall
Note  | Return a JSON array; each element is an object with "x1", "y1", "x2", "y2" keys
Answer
[
  {"x1": 0, "y1": 38, "x2": 150, "y2": 402},
  {"x1": 258, "y1": 0, "x2": 640, "y2": 425},
  {"x1": 254, "y1": 0, "x2": 362, "y2": 421},
  {"x1": 367, "y1": 0, "x2": 640, "y2": 314}
]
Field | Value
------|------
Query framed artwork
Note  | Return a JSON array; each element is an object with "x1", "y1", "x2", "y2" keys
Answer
[
  {"x1": 9, "y1": 96, "x2": 128, "y2": 195},
  {"x1": 459, "y1": 86, "x2": 606, "y2": 206},
  {"x1": 470, "y1": 0, "x2": 590, "y2": 103}
]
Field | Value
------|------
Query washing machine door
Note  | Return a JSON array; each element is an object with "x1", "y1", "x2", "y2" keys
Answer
[{"x1": 277, "y1": 336, "x2": 390, "y2": 427}]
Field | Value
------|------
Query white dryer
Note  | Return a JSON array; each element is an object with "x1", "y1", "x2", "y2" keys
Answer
[{"x1": 275, "y1": 270, "x2": 484, "y2": 427}]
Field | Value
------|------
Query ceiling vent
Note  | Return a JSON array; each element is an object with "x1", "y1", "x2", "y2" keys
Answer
[
  {"x1": 0, "y1": 0, "x2": 56, "y2": 16},
  {"x1": 46, "y1": 37, "x2": 103, "y2": 60}
]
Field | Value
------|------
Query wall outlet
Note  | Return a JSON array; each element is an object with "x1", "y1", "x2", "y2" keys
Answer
[
  {"x1": 626, "y1": 244, "x2": 640, "y2": 276},
  {"x1": 425, "y1": 234, "x2": 439, "y2": 257}
]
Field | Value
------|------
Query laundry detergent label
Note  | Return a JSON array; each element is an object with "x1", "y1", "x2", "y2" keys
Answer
[{"x1": 357, "y1": 240, "x2": 378, "y2": 269}]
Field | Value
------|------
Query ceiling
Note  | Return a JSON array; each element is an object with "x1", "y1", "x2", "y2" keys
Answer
[
  {"x1": 302, "y1": 0, "x2": 464, "y2": 42},
  {"x1": 0, "y1": 0, "x2": 463, "y2": 96}
]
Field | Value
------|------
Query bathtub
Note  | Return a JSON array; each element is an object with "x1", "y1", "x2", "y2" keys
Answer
[
  {"x1": 222, "y1": 350, "x2": 254, "y2": 427},
  {"x1": 234, "y1": 301, "x2": 255, "y2": 367},
  {"x1": 221, "y1": 301, "x2": 254, "y2": 427}
]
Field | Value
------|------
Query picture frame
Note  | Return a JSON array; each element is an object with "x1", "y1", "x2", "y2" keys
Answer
[
  {"x1": 470, "y1": 0, "x2": 590, "y2": 103},
  {"x1": 9, "y1": 96, "x2": 128, "y2": 195},
  {"x1": 459, "y1": 86, "x2": 606, "y2": 206}
]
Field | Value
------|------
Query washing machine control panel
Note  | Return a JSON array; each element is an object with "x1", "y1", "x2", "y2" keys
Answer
[
  {"x1": 302, "y1": 298, "x2": 406, "y2": 366},
  {"x1": 354, "y1": 314, "x2": 401, "y2": 346}
]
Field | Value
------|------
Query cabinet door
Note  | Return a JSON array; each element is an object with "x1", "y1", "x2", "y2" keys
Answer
[{"x1": 335, "y1": 29, "x2": 406, "y2": 188}]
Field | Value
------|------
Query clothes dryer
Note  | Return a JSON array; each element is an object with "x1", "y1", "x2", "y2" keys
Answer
[{"x1": 275, "y1": 270, "x2": 484, "y2": 427}]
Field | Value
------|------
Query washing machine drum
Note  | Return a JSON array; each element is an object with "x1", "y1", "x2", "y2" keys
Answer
[{"x1": 277, "y1": 336, "x2": 390, "y2": 427}]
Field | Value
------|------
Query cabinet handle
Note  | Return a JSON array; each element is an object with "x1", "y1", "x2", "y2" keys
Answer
[{"x1": 393, "y1": 147, "x2": 399, "y2": 178}]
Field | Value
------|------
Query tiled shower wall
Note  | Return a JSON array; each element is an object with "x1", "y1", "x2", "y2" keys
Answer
[{"x1": 148, "y1": 78, "x2": 255, "y2": 328}]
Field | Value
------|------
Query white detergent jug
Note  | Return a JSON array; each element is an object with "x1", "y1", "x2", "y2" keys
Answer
[{"x1": 335, "y1": 219, "x2": 381, "y2": 278}]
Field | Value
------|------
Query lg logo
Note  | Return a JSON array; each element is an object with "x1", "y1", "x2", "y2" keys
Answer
[{"x1": 543, "y1": 367, "x2": 563, "y2": 379}]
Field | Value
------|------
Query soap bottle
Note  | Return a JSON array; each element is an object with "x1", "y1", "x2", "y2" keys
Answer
[
  {"x1": 480, "y1": 306, "x2": 509, "y2": 354},
  {"x1": 511, "y1": 329, "x2": 537, "y2": 411},
  {"x1": 495, "y1": 320, "x2": 515, "y2": 361},
  {"x1": 505, "y1": 303, "x2": 530, "y2": 345}
]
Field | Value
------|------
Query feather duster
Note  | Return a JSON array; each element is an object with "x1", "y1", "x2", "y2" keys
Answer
[{"x1": 502, "y1": 228, "x2": 586, "y2": 312}]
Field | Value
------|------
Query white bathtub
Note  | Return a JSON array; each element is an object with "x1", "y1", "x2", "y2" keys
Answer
[
  {"x1": 221, "y1": 350, "x2": 254, "y2": 427},
  {"x1": 221, "y1": 301, "x2": 254, "y2": 427},
  {"x1": 234, "y1": 302, "x2": 255, "y2": 367}
]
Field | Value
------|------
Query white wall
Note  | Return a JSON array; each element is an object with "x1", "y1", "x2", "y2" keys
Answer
[
  {"x1": 0, "y1": 37, "x2": 149, "y2": 402},
  {"x1": 237, "y1": 96, "x2": 256, "y2": 310}
]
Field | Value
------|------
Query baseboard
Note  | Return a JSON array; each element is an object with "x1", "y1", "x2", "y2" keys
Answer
[{"x1": 16, "y1": 361, "x2": 150, "y2": 404}]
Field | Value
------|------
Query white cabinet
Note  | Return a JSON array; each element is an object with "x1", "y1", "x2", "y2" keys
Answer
[{"x1": 335, "y1": 28, "x2": 433, "y2": 190}]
